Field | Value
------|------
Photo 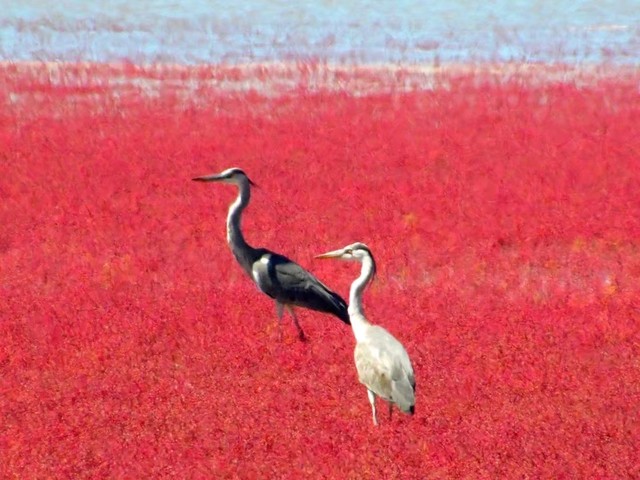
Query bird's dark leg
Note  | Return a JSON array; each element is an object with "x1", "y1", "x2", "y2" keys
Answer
[
  {"x1": 275, "y1": 302, "x2": 285, "y2": 342},
  {"x1": 388, "y1": 402, "x2": 393, "y2": 421},
  {"x1": 286, "y1": 305, "x2": 307, "y2": 342}
]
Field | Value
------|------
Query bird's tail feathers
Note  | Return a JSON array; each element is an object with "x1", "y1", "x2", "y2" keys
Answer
[
  {"x1": 393, "y1": 379, "x2": 416, "y2": 415},
  {"x1": 331, "y1": 293, "x2": 351, "y2": 325}
]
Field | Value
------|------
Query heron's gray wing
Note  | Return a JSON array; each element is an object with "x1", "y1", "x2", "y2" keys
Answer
[
  {"x1": 252, "y1": 251, "x2": 349, "y2": 323},
  {"x1": 355, "y1": 341, "x2": 393, "y2": 401},
  {"x1": 394, "y1": 338, "x2": 416, "y2": 391},
  {"x1": 355, "y1": 327, "x2": 415, "y2": 412}
]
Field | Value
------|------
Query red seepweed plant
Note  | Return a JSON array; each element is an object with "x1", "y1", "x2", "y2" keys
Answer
[{"x1": 1, "y1": 61, "x2": 639, "y2": 478}]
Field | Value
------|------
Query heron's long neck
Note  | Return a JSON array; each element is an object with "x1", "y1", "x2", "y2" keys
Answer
[
  {"x1": 227, "y1": 181, "x2": 254, "y2": 264},
  {"x1": 348, "y1": 256, "x2": 375, "y2": 338}
]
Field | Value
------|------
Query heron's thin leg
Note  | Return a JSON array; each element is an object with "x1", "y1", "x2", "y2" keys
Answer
[
  {"x1": 275, "y1": 302, "x2": 285, "y2": 342},
  {"x1": 388, "y1": 402, "x2": 393, "y2": 420},
  {"x1": 367, "y1": 389, "x2": 378, "y2": 426},
  {"x1": 285, "y1": 305, "x2": 307, "y2": 342}
]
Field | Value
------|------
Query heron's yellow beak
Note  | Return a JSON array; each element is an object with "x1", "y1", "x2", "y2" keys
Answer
[{"x1": 315, "y1": 248, "x2": 345, "y2": 259}]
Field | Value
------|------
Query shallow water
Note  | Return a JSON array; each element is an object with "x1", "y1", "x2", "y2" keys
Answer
[{"x1": 1, "y1": 1, "x2": 639, "y2": 64}]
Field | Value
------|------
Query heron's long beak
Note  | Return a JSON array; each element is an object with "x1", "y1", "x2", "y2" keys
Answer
[
  {"x1": 192, "y1": 173, "x2": 225, "y2": 182},
  {"x1": 315, "y1": 248, "x2": 345, "y2": 259},
  {"x1": 191, "y1": 173, "x2": 257, "y2": 186}
]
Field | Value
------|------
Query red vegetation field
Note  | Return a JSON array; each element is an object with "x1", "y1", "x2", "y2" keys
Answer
[{"x1": 1, "y1": 62, "x2": 639, "y2": 478}]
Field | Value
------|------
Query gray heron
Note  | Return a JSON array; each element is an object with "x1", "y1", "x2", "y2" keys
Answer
[
  {"x1": 192, "y1": 167, "x2": 350, "y2": 341},
  {"x1": 316, "y1": 242, "x2": 416, "y2": 425}
]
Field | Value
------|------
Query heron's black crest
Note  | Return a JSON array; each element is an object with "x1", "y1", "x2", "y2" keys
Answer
[
  {"x1": 351, "y1": 242, "x2": 377, "y2": 280},
  {"x1": 227, "y1": 167, "x2": 256, "y2": 186},
  {"x1": 226, "y1": 167, "x2": 246, "y2": 177}
]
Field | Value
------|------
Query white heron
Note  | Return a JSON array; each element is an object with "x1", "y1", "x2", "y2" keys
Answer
[
  {"x1": 316, "y1": 242, "x2": 416, "y2": 425},
  {"x1": 193, "y1": 167, "x2": 350, "y2": 341}
]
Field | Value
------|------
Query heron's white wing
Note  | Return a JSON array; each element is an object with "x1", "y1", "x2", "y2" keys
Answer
[{"x1": 354, "y1": 326, "x2": 415, "y2": 409}]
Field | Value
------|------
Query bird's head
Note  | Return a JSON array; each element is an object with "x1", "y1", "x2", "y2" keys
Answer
[
  {"x1": 192, "y1": 167, "x2": 256, "y2": 187},
  {"x1": 316, "y1": 242, "x2": 377, "y2": 274}
]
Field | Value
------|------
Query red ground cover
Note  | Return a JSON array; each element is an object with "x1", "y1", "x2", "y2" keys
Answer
[{"x1": 1, "y1": 62, "x2": 639, "y2": 478}]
